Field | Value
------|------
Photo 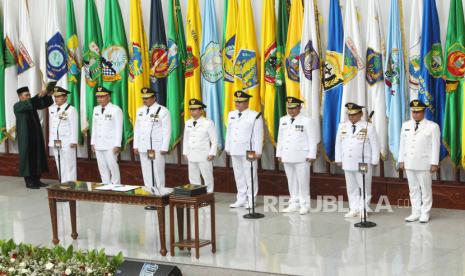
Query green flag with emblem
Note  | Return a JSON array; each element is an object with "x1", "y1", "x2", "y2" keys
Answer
[
  {"x1": 443, "y1": 0, "x2": 465, "y2": 168},
  {"x1": 66, "y1": 0, "x2": 83, "y2": 144},
  {"x1": 103, "y1": 0, "x2": 133, "y2": 148},
  {"x1": 166, "y1": 0, "x2": 186, "y2": 150}
]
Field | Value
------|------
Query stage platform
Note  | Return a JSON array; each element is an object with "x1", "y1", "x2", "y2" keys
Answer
[{"x1": 1, "y1": 175, "x2": 465, "y2": 276}]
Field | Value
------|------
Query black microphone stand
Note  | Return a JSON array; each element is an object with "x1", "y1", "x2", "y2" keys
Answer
[
  {"x1": 244, "y1": 112, "x2": 264, "y2": 219},
  {"x1": 355, "y1": 111, "x2": 376, "y2": 228}
]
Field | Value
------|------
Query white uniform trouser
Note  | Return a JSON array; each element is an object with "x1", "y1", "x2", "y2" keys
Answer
[
  {"x1": 231, "y1": 155, "x2": 258, "y2": 203},
  {"x1": 344, "y1": 165, "x2": 372, "y2": 211},
  {"x1": 405, "y1": 170, "x2": 432, "y2": 216},
  {"x1": 53, "y1": 147, "x2": 77, "y2": 183},
  {"x1": 140, "y1": 152, "x2": 165, "y2": 189},
  {"x1": 188, "y1": 160, "x2": 214, "y2": 193},
  {"x1": 283, "y1": 162, "x2": 310, "y2": 208},
  {"x1": 95, "y1": 150, "x2": 120, "y2": 184}
]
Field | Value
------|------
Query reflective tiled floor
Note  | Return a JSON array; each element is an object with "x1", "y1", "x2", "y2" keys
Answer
[{"x1": 1, "y1": 176, "x2": 465, "y2": 276}]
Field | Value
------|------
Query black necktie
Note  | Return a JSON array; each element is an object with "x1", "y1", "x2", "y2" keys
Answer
[
  {"x1": 57, "y1": 107, "x2": 61, "y2": 113},
  {"x1": 193, "y1": 121, "x2": 197, "y2": 127},
  {"x1": 352, "y1": 124, "x2": 356, "y2": 134},
  {"x1": 415, "y1": 121, "x2": 419, "y2": 131},
  {"x1": 238, "y1": 112, "x2": 242, "y2": 118},
  {"x1": 101, "y1": 107, "x2": 105, "y2": 114},
  {"x1": 146, "y1": 107, "x2": 150, "y2": 115},
  {"x1": 291, "y1": 118, "x2": 295, "y2": 124}
]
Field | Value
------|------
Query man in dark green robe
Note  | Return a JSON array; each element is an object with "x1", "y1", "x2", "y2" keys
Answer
[{"x1": 14, "y1": 86, "x2": 53, "y2": 189}]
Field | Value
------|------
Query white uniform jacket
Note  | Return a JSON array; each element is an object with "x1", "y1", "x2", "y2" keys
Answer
[
  {"x1": 133, "y1": 103, "x2": 171, "y2": 152},
  {"x1": 276, "y1": 113, "x2": 318, "y2": 163},
  {"x1": 398, "y1": 119, "x2": 440, "y2": 171},
  {"x1": 225, "y1": 109, "x2": 264, "y2": 156},
  {"x1": 335, "y1": 121, "x2": 380, "y2": 171},
  {"x1": 183, "y1": 117, "x2": 218, "y2": 162},
  {"x1": 90, "y1": 103, "x2": 123, "y2": 150},
  {"x1": 48, "y1": 103, "x2": 78, "y2": 148}
]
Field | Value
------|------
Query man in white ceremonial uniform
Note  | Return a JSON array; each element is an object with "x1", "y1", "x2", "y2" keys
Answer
[
  {"x1": 276, "y1": 97, "x2": 318, "y2": 215},
  {"x1": 48, "y1": 86, "x2": 78, "y2": 183},
  {"x1": 399, "y1": 100, "x2": 440, "y2": 223},
  {"x1": 225, "y1": 91, "x2": 264, "y2": 209},
  {"x1": 133, "y1": 88, "x2": 171, "y2": 192},
  {"x1": 183, "y1": 99, "x2": 218, "y2": 193},
  {"x1": 91, "y1": 86, "x2": 123, "y2": 185},
  {"x1": 336, "y1": 103, "x2": 380, "y2": 218}
]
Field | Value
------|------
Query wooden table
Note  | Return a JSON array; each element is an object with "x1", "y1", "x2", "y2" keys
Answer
[
  {"x1": 47, "y1": 182, "x2": 169, "y2": 256},
  {"x1": 169, "y1": 193, "x2": 216, "y2": 259}
]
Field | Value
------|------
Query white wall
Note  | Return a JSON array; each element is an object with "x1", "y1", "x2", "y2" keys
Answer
[{"x1": 1, "y1": 0, "x2": 462, "y2": 180}]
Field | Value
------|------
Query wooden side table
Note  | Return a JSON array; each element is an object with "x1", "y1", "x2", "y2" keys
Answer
[{"x1": 169, "y1": 193, "x2": 216, "y2": 259}]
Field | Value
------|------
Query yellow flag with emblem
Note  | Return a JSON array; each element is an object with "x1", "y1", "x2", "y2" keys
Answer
[
  {"x1": 285, "y1": 0, "x2": 303, "y2": 98},
  {"x1": 184, "y1": 0, "x2": 202, "y2": 121},
  {"x1": 222, "y1": 0, "x2": 238, "y2": 125},
  {"x1": 260, "y1": 0, "x2": 278, "y2": 144},
  {"x1": 233, "y1": 0, "x2": 260, "y2": 112},
  {"x1": 128, "y1": 0, "x2": 150, "y2": 126}
]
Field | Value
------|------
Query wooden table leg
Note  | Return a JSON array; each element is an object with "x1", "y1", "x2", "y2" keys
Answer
[
  {"x1": 69, "y1": 200, "x2": 78, "y2": 240},
  {"x1": 169, "y1": 204, "x2": 175, "y2": 256},
  {"x1": 211, "y1": 201, "x2": 216, "y2": 253},
  {"x1": 186, "y1": 206, "x2": 191, "y2": 242},
  {"x1": 157, "y1": 206, "x2": 167, "y2": 256},
  {"x1": 176, "y1": 206, "x2": 184, "y2": 250},
  {"x1": 194, "y1": 205, "x2": 200, "y2": 259},
  {"x1": 48, "y1": 198, "x2": 59, "y2": 245}
]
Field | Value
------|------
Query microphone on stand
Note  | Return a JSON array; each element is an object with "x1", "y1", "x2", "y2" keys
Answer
[
  {"x1": 355, "y1": 110, "x2": 376, "y2": 228},
  {"x1": 244, "y1": 111, "x2": 264, "y2": 219}
]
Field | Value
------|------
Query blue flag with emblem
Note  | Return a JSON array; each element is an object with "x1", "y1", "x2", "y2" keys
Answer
[
  {"x1": 384, "y1": 0, "x2": 406, "y2": 163},
  {"x1": 201, "y1": 0, "x2": 224, "y2": 150},
  {"x1": 418, "y1": 0, "x2": 447, "y2": 160},
  {"x1": 322, "y1": 0, "x2": 344, "y2": 162}
]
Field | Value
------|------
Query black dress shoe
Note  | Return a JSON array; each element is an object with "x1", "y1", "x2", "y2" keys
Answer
[
  {"x1": 26, "y1": 183, "x2": 40, "y2": 189},
  {"x1": 38, "y1": 182, "x2": 48, "y2": 187}
]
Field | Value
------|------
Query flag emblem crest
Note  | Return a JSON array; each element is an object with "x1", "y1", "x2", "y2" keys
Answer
[
  {"x1": 323, "y1": 51, "x2": 343, "y2": 90},
  {"x1": 67, "y1": 35, "x2": 80, "y2": 83},
  {"x1": 83, "y1": 42, "x2": 102, "y2": 87},
  {"x1": 425, "y1": 43, "x2": 443, "y2": 78},
  {"x1": 167, "y1": 40, "x2": 178, "y2": 75},
  {"x1": 129, "y1": 42, "x2": 143, "y2": 81},
  {"x1": 408, "y1": 55, "x2": 421, "y2": 89},
  {"x1": 150, "y1": 44, "x2": 169, "y2": 79},
  {"x1": 201, "y1": 41, "x2": 222, "y2": 83},
  {"x1": 102, "y1": 46, "x2": 127, "y2": 82},
  {"x1": 4, "y1": 36, "x2": 18, "y2": 67},
  {"x1": 366, "y1": 47, "x2": 384, "y2": 86},
  {"x1": 17, "y1": 42, "x2": 34, "y2": 74},
  {"x1": 300, "y1": 40, "x2": 320, "y2": 81},
  {"x1": 385, "y1": 49, "x2": 401, "y2": 94},
  {"x1": 445, "y1": 43, "x2": 465, "y2": 78},
  {"x1": 184, "y1": 46, "x2": 199, "y2": 78},
  {"x1": 223, "y1": 35, "x2": 236, "y2": 82},
  {"x1": 264, "y1": 42, "x2": 278, "y2": 85},
  {"x1": 418, "y1": 76, "x2": 434, "y2": 113},
  {"x1": 285, "y1": 43, "x2": 300, "y2": 82},
  {"x1": 47, "y1": 32, "x2": 67, "y2": 80},
  {"x1": 234, "y1": 49, "x2": 258, "y2": 90},
  {"x1": 343, "y1": 38, "x2": 364, "y2": 84}
]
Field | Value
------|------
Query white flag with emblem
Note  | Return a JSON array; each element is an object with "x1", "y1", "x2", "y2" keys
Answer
[
  {"x1": 300, "y1": 0, "x2": 321, "y2": 143},
  {"x1": 17, "y1": 0, "x2": 41, "y2": 96},
  {"x1": 340, "y1": 0, "x2": 366, "y2": 121},
  {"x1": 366, "y1": 0, "x2": 388, "y2": 159},
  {"x1": 40, "y1": 0, "x2": 68, "y2": 89},
  {"x1": 408, "y1": 0, "x2": 423, "y2": 102}
]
